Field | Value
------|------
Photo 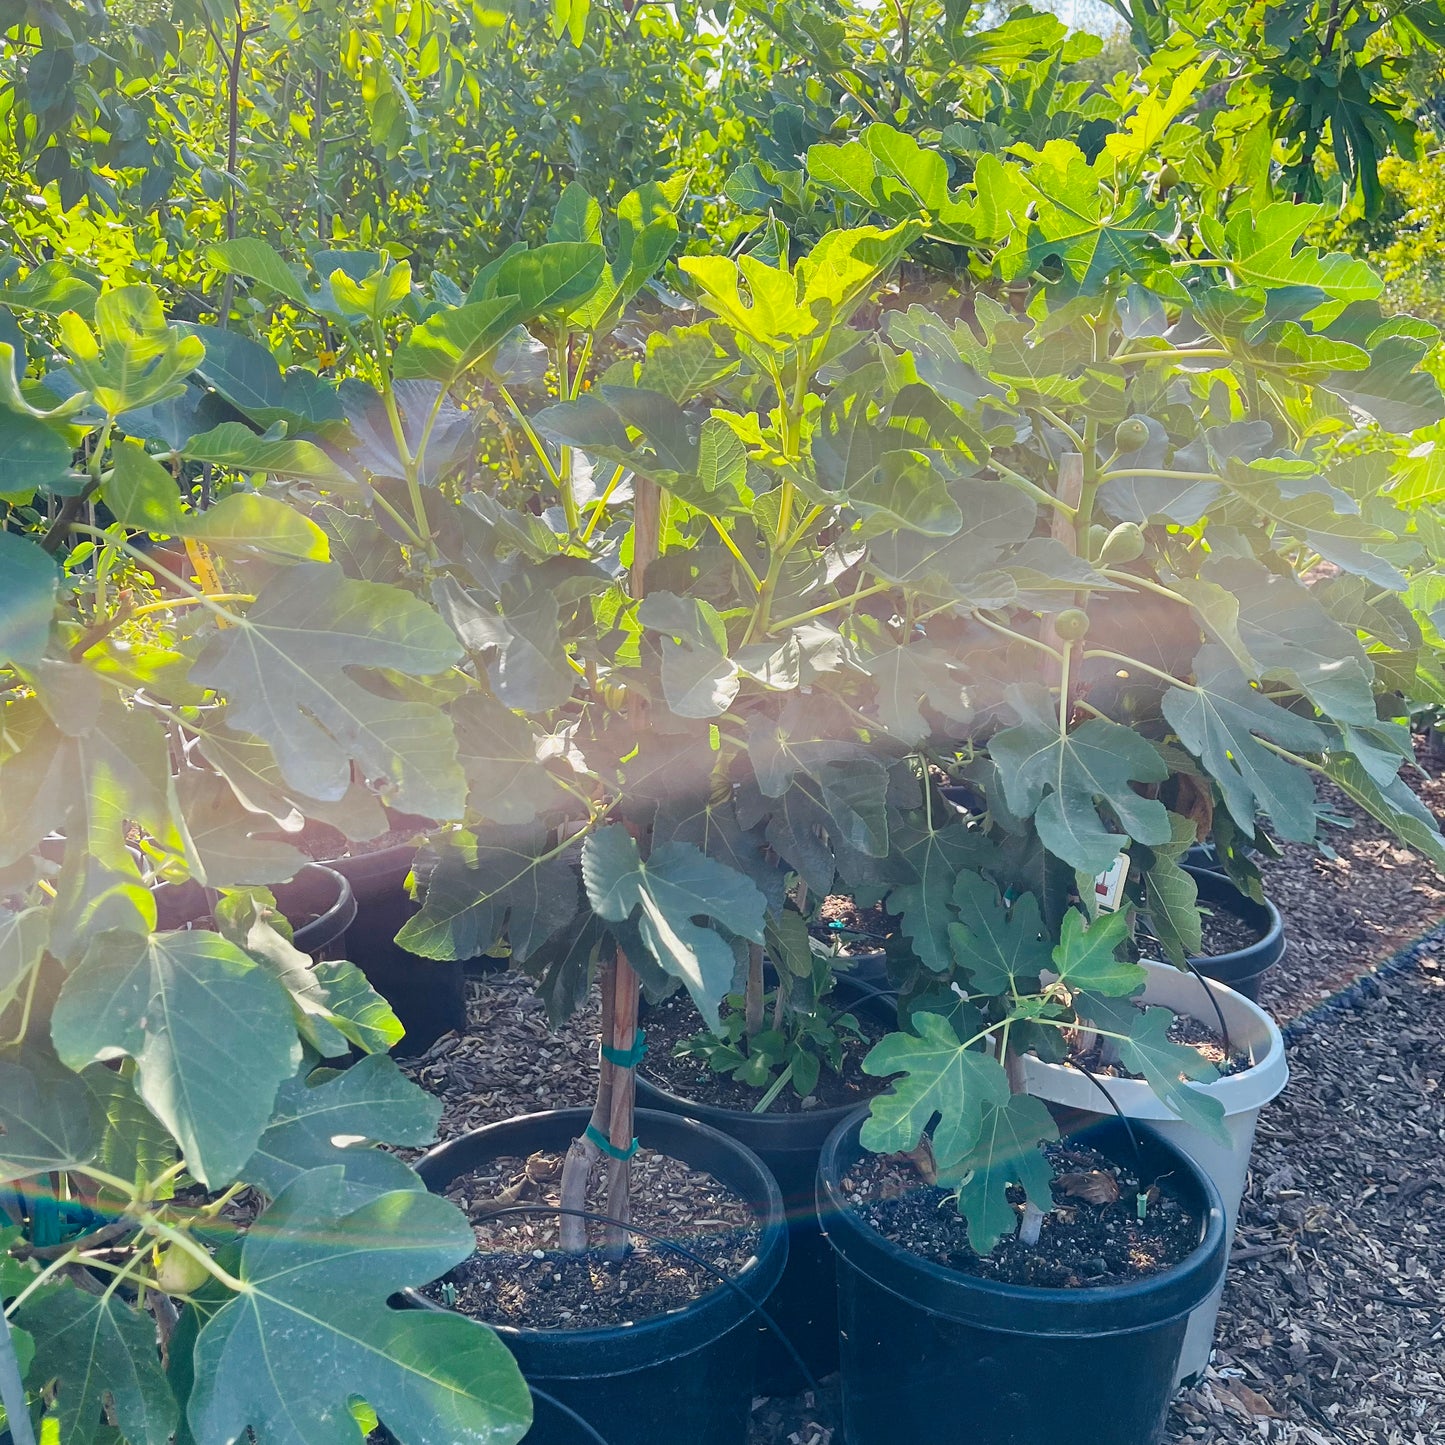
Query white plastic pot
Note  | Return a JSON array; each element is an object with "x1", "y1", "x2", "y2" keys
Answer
[{"x1": 1018, "y1": 961, "x2": 1288, "y2": 1386}]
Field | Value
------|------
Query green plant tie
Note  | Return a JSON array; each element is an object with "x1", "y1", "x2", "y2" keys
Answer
[
  {"x1": 600, "y1": 1029, "x2": 647, "y2": 1068},
  {"x1": 585, "y1": 1124, "x2": 639, "y2": 1162}
]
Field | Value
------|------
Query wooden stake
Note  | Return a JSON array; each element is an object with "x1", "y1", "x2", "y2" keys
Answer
[{"x1": 602, "y1": 950, "x2": 640, "y2": 1257}]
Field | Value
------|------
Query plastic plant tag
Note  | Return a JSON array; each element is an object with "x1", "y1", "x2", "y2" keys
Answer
[{"x1": 1093, "y1": 853, "x2": 1129, "y2": 913}]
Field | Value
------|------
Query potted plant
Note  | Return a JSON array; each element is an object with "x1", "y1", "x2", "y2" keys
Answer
[
  {"x1": 1015, "y1": 958, "x2": 1288, "y2": 1386},
  {"x1": 736, "y1": 107, "x2": 1445, "y2": 1439},
  {"x1": 632, "y1": 944, "x2": 898, "y2": 1393},
  {"x1": 5, "y1": 21, "x2": 1445, "y2": 1444}
]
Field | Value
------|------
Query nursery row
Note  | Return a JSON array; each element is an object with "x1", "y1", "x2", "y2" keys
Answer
[{"x1": 5, "y1": 7, "x2": 1445, "y2": 1442}]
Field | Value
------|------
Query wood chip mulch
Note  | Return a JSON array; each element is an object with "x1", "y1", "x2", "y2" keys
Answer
[
  {"x1": 399, "y1": 758, "x2": 1445, "y2": 1445},
  {"x1": 399, "y1": 972, "x2": 601, "y2": 1144}
]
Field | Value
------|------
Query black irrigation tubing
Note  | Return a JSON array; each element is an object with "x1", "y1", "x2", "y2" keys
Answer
[
  {"x1": 1068, "y1": 1057, "x2": 1151, "y2": 1184},
  {"x1": 829, "y1": 980, "x2": 898, "y2": 1014},
  {"x1": 482, "y1": 1204, "x2": 822, "y2": 1400},
  {"x1": 528, "y1": 1385, "x2": 612, "y2": 1445},
  {"x1": 1183, "y1": 958, "x2": 1234, "y2": 1058}
]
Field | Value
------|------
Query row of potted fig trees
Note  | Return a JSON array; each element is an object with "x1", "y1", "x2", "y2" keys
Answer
[{"x1": 4, "y1": 154, "x2": 1445, "y2": 1445}]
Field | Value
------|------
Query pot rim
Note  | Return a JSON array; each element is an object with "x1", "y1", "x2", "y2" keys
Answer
[
  {"x1": 1184, "y1": 866, "x2": 1285, "y2": 970},
  {"x1": 151, "y1": 861, "x2": 355, "y2": 949}
]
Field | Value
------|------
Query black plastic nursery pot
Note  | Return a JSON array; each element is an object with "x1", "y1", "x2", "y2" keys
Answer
[
  {"x1": 407, "y1": 1107, "x2": 787, "y2": 1445},
  {"x1": 817, "y1": 1110, "x2": 1228, "y2": 1445},
  {"x1": 634, "y1": 976, "x2": 897, "y2": 1396},
  {"x1": 153, "y1": 862, "x2": 356, "y2": 958},
  {"x1": 324, "y1": 844, "x2": 471, "y2": 1055},
  {"x1": 1185, "y1": 864, "x2": 1285, "y2": 1003}
]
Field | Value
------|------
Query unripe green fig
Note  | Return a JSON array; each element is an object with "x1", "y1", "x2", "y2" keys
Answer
[
  {"x1": 154, "y1": 1245, "x2": 210, "y2": 1296},
  {"x1": 1053, "y1": 608, "x2": 1091, "y2": 642},
  {"x1": 1096, "y1": 521, "x2": 1146, "y2": 565},
  {"x1": 1086, "y1": 523, "x2": 1110, "y2": 558},
  {"x1": 1114, "y1": 417, "x2": 1151, "y2": 454}
]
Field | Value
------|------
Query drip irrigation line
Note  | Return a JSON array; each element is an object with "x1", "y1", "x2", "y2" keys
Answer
[
  {"x1": 1069, "y1": 1057, "x2": 1150, "y2": 1184},
  {"x1": 528, "y1": 1385, "x2": 611, "y2": 1445},
  {"x1": 1182, "y1": 958, "x2": 1233, "y2": 1058},
  {"x1": 829, "y1": 980, "x2": 897, "y2": 1014},
  {"x1": 481, "y1": 1204, "x2": 821, "y2": 1399}
]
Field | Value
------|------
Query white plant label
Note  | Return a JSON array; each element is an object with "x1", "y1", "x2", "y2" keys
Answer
[{"x1": 1093, "y1": 852, "x2": 1129, "y2": 913}]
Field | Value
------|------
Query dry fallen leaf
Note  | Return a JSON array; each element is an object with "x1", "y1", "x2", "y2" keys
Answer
[
  {"x1": 1217, "y1": 1380, "x2": 1281, "y2": 1418},
  {"x1": 901, "y1": 1136, "x2": 937, "y2": 1185},
  {"x1": 1055, "y1": 1170, "x2": 1122, "y2": 1205},
  {"x1": 525, "y1": 1151, "x2": 563, "y2": 1184}
]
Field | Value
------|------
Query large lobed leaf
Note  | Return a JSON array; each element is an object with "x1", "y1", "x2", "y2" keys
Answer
[
  {"x1": 397, "y1": 824, "x2": 580, "y2": 964},
  {"x1": 861, "y1": 1011, "x2": 1011, "y2": 1162},
  {"x1": 17, "y1": 1285, "x2": 177, "y2": 1445},
  {"x1": 242, "y1": 1055, "x2": 439, "y2": 1208},
  {"x1": 186, "y1": 1169, "x2": 532, "y2": 1445},
  {"x1": 990, "y1": 697, "x2": 1170, "y2": 874},
  {"x1": 947, "y1": 872, "x2": 1052, "y2": 992},
  {"x1": 0, "y1": 1046, "x2": 102, "y2": 1184},
  {"x1": 190, "y1": 562, "x2": 465, "y2": 818},
  {"x1": 942, "y1": 1095, "x2": 1059, "y2": 1256},
  {"x1": 0, "y1": 533, "x2": 59, "y2": 667},
  {"x1": 1162, "y1": 645, "x2": 1324, "y2": 842},
  {"x1": 51, "y1": 930, "x2": 301, "y2": 1188},
  {"x1": 1049, "y1": 906, "x2": 1143, "y2": 996},
  {"x1": 582, "y1": 825, "x2": 766, "y2": 1029}
]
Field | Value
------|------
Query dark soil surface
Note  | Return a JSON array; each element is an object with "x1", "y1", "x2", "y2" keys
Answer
[
  {"x1": 639, "y1": 989, "x2": 890, "y2": 1114},
  {"x1": 843, "y1": 1140, "x2": 1200, "y2": 1288},
  {"x1": 1197, "y1": 904, "x2": 1266, "y2": 958},
  {"x1": 423, "y1": 1146, "x2": 758, "y2": 1329}
]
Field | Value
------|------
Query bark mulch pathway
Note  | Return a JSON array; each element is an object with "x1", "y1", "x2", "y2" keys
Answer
[{"x1": 399, "y1": 763, "x2": 1445, "y2": 1445}]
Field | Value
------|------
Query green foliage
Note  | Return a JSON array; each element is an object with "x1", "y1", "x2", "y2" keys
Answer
[
  {"x1": 675, "y1": 976, "x2": 861, "y2": 1100},
  {"x1": 3, "y1": 0, "x2": 1445, "y2": 1411},
  {"x1": 186, "y1": 1172, "x2": 533, "y2": 1445}
]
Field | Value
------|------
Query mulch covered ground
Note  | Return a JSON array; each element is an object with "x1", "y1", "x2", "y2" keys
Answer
[{"x1": 399, "y1": 762, "x2": 1445, "y2": 1445}]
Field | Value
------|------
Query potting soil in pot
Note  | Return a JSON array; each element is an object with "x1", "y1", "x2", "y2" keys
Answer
[
  {"x1": 422, "y1": 1146, "x2": 761, "y2": 1328},
  {"x1": 812, "y1": 894, "x2": 896, "y2": 954},
  {"x1": 640, "y1": 988, "x2": 891, "y2": 1114},
  {"x1": 1136, "y1": 907, "x2": 1266, "y2": 962},
  {"x1": 1195, "y1": 906, "x2": 1266, "y2": 957},
  {"x1": 842, "y1": 1140, "x2": 1204, "y2": 1289}
]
